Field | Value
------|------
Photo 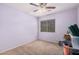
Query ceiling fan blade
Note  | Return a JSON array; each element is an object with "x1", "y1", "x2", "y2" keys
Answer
[
  {"x1": 33, "y1": 9, "x2": 38, "y2": 12},
  {"x1": 46, "y1": 7, "x2": 56, "y2": 9},
  {"x1": 30, "y1": 3, "x2": 38, "y2": 7}
]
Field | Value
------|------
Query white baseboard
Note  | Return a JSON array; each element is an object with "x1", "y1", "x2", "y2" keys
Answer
[
  {"x1": 0, "y1": 39, "x2": 59, "y2": 53},
  {"x1": 39, "y1": 39, "x2": 59, "y2": 44},
  {"x1": 0, "y1": 39, "x2": 36, "y2": 53}
]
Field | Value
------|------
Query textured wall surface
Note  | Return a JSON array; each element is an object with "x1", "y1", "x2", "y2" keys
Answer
[
  {"x1": 0, "y1": 4, "x2": 37, "y2": 52},
  {"x1": 77, "y1": 7, "x2": 79, "y2": 27}
]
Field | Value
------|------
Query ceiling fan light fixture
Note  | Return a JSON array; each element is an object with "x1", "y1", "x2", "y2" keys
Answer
[
  {"x1": 39, "y1": 3, "x2": 47, "y2": 8},
  {"x1": 30, "y1": 3, "x2": 56, "y2": 12}
]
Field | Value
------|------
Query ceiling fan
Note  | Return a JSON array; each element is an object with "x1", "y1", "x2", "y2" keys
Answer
[{"x1": 30, "y1": 3, "x2": 56, "y2": 12}]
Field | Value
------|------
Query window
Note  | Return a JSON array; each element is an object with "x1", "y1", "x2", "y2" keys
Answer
[{"x1": 41, "y1": 19, "x2": 55, "y2": 32}]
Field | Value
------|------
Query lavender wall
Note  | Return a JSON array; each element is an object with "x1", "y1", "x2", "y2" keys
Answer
[
  {"x1": 39, "y1": 8, "x2": 77, "y2": 43},
  {"x1": 77, "y1": 7, "x2": 79, "y2": 27},
  {"x1": 0, "y1": 4, "x2": 37, "y2": 52}
]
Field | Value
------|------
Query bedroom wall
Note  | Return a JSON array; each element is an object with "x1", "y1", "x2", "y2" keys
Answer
[
  {"x1": 0, "y1": 4, "x2": 37, "y2": 52},
  {"x1": 77, "y1": 7, "x2": 79, "y2": 27},
  {"x1": 39, "y1": 8, "x2": 77, "y2": 43}
]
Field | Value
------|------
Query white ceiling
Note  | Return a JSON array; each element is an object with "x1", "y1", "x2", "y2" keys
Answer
[{"x1": 5, "y1": 3, "x2": 79, "y2": 17}]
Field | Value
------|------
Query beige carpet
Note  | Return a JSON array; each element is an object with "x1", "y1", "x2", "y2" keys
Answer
[{"x1": 0, "y1": 40, "x2": 63, "y2": 55}]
